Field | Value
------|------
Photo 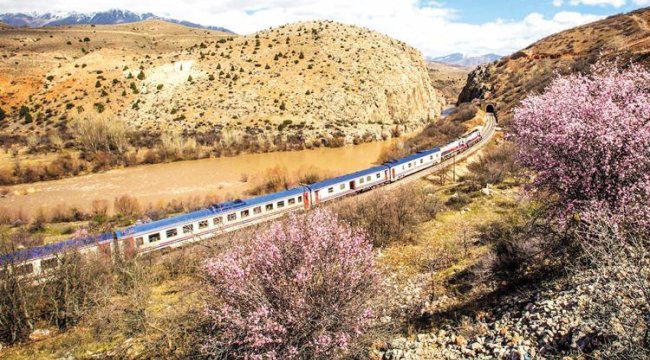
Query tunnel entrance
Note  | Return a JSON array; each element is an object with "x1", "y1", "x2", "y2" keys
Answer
[{"x1": 486, "y1": 104, "x2": 495, "y2": 114}]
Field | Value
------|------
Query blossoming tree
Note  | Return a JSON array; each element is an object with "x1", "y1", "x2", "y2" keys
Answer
[
  {"x1": 511, "y1": 62, "x2": 650, "y2": 227},
  {"x1": 202, "y1": 209, "x2": 378, "y2": 359}
]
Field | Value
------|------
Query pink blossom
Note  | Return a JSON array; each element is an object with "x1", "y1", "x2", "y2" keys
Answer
[
  {"x1": 202, "y1": 209, "x2": 379, "y2": 359},
  {"x1": 511, "y1": 61, "x2": 650, "y2": 230}
]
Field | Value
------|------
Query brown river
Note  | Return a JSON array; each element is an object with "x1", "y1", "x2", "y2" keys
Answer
[{"x1": 0, "y1": 139, "x2": 401, "y2": 217}]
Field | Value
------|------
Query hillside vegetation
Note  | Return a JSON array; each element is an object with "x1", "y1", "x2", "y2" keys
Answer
[
  {"x1": 0, "y1": 20, "x2": 443, "y2": 184},
  {"x1": 458, "y1": 7, "x2": 650, "y2": 124}
]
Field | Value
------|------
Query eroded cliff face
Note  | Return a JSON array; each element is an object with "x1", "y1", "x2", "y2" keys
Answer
[{"x1": 0, "y1": 19, "x2": 444, "y2": 148}]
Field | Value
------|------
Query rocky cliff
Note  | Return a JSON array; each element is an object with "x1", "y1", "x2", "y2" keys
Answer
[{"x1": 458, "y1": 7, "x2": 650, "y2": 124}]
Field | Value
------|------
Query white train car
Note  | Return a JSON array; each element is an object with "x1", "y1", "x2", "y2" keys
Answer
[
  {"x1": 385, "y1": 147, "x2": 441, "y2": 181},
  {"x1": 307, "y1": 166, "x2": 390, "y2": 205},
  {"x1": 0, "y1": 232, "x2": 115, "y2": 277},
  {"x1": 117, "y1": 187, "x2": 308, "y2": 254}
]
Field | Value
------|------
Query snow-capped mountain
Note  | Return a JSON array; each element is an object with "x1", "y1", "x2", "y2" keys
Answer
[
  {"x1": 0, "y1": 9, "x2": 233, "y2": 33},
  {"x1": 429, "y1": 53, "x2": 502, "y2": 68}
]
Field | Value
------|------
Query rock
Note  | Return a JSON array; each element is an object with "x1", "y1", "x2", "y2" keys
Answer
[
  {"x1": 455, "y1": 335, "x2": 468, "y2": 346},
  {"x1": 29, "y1": 328, "x2": 51, "y2": 341},
  {"x1": 470, "y1": 342, "x2": 483, "y2": 351}
]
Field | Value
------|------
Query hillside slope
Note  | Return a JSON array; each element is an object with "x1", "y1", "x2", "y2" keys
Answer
[
  {"x1": 458, "y1": 7, "x2": 650, "y2": 124},
  {"x1": 0, "y1": 20, "x2": 442, "y2": 154}
]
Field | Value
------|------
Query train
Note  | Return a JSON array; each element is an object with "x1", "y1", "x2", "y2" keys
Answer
[{"x1": 0, "y1": 123, "x2": 488, "y2": 277}]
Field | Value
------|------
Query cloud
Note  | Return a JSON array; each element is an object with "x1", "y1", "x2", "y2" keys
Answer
[
  {"x1": 0, "y1": 0, "x2": 606, "y2": 57},
  {"x1": 568, "y1": 0, "x2": 626, "y2": 7}
]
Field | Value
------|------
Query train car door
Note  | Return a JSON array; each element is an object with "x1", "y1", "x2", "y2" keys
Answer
[
  {"x1": 384, "y1": 169, "x2": 389, "y2": 181},
  {"x1": 391, "y1": 168, "x2": 396, "y2": 181},
  {"x1": 303, "y1": 190, "x2": 310, "y2": 209},
  {"x1": 349, "y1": 181, "x2": 355, "y2": 190},
  {"x1": 315, "y1": 190, "x2": 320, "y2": 204},
  {"x1": 98, "y1": 242, "x2": 112, "y2": 258},
  {"x1": 123, "y1": 237, "x2": 136, "y2": 259}
]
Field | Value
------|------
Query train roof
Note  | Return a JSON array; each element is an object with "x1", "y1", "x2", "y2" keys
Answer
[
  {"x1": 0, "y1": 232, "x2": 113, "y2": 264},
  {"x1": 118, "y1": 186, "x2": 306, "y2": 237},
  {"x1": 384, "y1": 147, "x2": 440, "y2": 167},
  {"x1": 307, "y1": 165, "x2": 388, "y2": 190}
]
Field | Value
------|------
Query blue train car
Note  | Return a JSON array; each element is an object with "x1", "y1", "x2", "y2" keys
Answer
[
  {"x1": 307, "y1": 165, "x2": 389, "y2": 205},
  {"x1": 384, "y1": 147, "x2": 441, "y2": 181}
]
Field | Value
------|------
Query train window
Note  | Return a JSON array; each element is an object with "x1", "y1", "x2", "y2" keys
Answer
[
  {"x1": 228, "y1": 213, "x2": 237, "y2": 221},
  {"x1": 199, "y1": 220, "x2": 209, "y2": 229},
  {"x1": 420, "y1": 159, "x2": 423, "y2": 164},
  {"x1": 135, "y1": 237, "x2": 144, "y2": 246},
  {"x1": 42, "y1": 257, "x2": 58, "y2": 269},
  {"x1": 41, "y1": 257, "x2": 58, "y2": 270},
  {"x1": 277, "y1": 201, "x2": 285, "y2": 208},
  {"x1": 266, "y1": 204, "x2": 274, "y2": 211},
  {"x1": 366, "y1": 175, "x2": 371, "y2": 181},
  {"x1": 376, "y1": 173, "x2": 381, "y2": 179},
  {"x1": 253, "y1": 206, "x2": 262, "y2": 214},
  {"x1": 297, "y1": 196, "x2": 302, "y2": 203},
  {"x1": 166, "y1": 228, "x2": 178, "y2": 238},
  {"x1": 430, "y1": 155, "x2": 433, "y2": 160},
  {"x1": 16, "y1": 263, "x2": 34, "y2": 275},
  {"x1": 288, "y1": 198, "x2": 296, "y2": 205},
  {"x1": 402, "y1": 165, "x2": 405, "y2": 170},
  {"x1": 359, "y1": 177, "x2": 365, "y2": 184},
  {"x1": 183, "y1": 224, "x2": 194, "y2": 234},
  {"x1": 340, "y1": 183, "x2": 345, "y2": 190},
  {"x1": 149, "y1": 233, "x2": 161, "y2": 242},
  {"x1": 213, "y1": 217, "x2": 222, "y2": 225},
  {"x1": 328, "y1": 187, "x2": 334, "y2": 193},
  {"x1": 241, "y1": 210, "x2": 250, "y2": 218},
  {"x1": 408, "y1": 163, "x2": 412, "y2": 168}
]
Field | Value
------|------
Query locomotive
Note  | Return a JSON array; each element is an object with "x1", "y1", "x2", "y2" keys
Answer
[{"x1": 1, "y1": 122, "x2": 489, "y2": 276}]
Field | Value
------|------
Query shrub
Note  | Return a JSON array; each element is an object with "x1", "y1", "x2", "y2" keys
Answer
[
  {"x1": 465, "y1": 142, "x2": 520, "y2": 187},
  {"x1": 70, "y1": 116, "x2": 130, "y2": 156},
  {"x1": 0, "y1": 107, "x2": 5, "y2": 122},
  {"x1": 202, "y1": 209, "x2": 378, "y2": 359},
  {"x1": 137, "y1": 70, "x2": 145, "y2": 80},
  {"x1": 574, "y1": 210, "x2": 650, "y2": 358},
  {"x1": 511, "y1": 61, "x2": 650, "y2": 229},
  {"x1": 335, "y1": 185, "x2": 440, "y2": 247},
  {"x1": 114, "y1": 195, "x2": 141, "y2": 218}
]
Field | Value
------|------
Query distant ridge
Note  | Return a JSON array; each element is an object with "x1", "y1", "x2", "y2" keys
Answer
[
  {"x1": 429, "y1": 53, "x2": 501, "y2": 68},
  {"x1": 0, "y1": 9, "x2": 234, "y2": 33}
]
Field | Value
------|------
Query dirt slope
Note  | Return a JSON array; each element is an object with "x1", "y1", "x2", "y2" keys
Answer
[{"x1": 458, "y1": 7, "x2": 650, "y2": 124}]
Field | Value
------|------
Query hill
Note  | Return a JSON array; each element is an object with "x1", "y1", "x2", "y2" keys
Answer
[
  {"x1": 426, "y1": 61, "x2": 470, "y2": 104},
  {"x1": 458, "y1": 7, "x2": 650, "y2": 124},
  {"x1": 0, "y1": 9, "x2": 233, "y2": 32},
  {"x1": 430, "y1": 53, "x2": 501, "y2": 68},
  {"x1": 0, "y1": 20, "x2": 443, "y2": 166},
  {"x1": 0, "y1": 20, "x2": 445, "y2": 183},
  {"x1": 0, "y1": 22, "x2": 10, "y2": 30}
]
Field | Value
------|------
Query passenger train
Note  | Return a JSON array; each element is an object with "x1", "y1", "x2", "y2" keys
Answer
[{"x1": 1, "y1": 123, "x2": 487, "y2": 276}]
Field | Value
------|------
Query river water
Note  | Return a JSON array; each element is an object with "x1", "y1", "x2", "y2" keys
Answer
[{"x1": 0, "y1": 139, "x2": 401, "y2": 217}]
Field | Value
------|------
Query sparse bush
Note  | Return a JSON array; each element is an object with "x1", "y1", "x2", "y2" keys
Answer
[
  {"x1": 70, "y1": 116, "x2": 130, "y2": 157},
  {"x1": 202, "y1": 209, "x2": 378, "y2": 359},
  {"x1": 465, "y1": 142, "x2": 520, "y2": 187},
  {"x1": 336, "y1": 185, "x2": 440, "y2": 247},
  {"x1": 114, "y1": 195, "x2": 141, "y2": 218},
  {"x1": 574, "y1": 210, "x2": 650, "y2": 358}
]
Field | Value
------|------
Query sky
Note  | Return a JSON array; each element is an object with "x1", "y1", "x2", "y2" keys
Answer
[{"x1": 1, "y1": 0, "x2": 649, "y2": 57}]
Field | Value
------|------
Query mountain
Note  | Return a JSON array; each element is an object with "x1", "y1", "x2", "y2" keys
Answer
[
  {"x1": 0, "y1": 9, "x2": 233, "y2": 33},
  {"x1": 458, "y1": 7, "x2": 650, "y2": 124},
  {"x1": 0, "y1": 20, "x2": 443, "y2": 156},
  {"x1": 430, "y1": 53, "x2": 502, "y2": 68}
]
